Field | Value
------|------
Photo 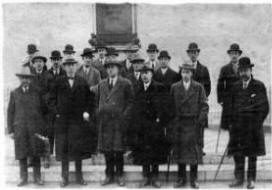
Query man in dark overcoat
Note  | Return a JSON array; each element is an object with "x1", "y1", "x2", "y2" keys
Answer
[
  {"x1": 44, "y1": 50, "x2": 66, "y2": 154},
  {"x1": 170, "y1": 63, "x2": 209, "y2": 189},
  {"x1": 48, "y1": 58, "x2": 96, "y2": 187},
  {"x1": 97, "y1": 57, "x2": 134, "y2": 187},
  {"x1": 228, "y1": 57, "x2": 269, "y2": 189},
  {"x1": 7, "y1": 66, "x2": 47, "y2": 186},
  {"x1": 131, "y1": 65, "x2": 170, "y2": 188},
  {"x1": 120, "y1": 44, "x2": 139, "y2": 78},
  {"x1": 145, "y1": 43, "x2": 161, "y2": 71},
  {"x1": 92, "y1": 43, "x2": 108, "y2": 79},
  {"x1": 217, "y1": 43, "x2": 242, "y2": 130}
]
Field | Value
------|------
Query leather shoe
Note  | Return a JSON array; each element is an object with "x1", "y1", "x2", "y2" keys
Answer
[
  {"x1": 100, "y1": 176, "x2": 114, "y2": 186},
  {"x1": 174, "y1": 178, "x2": 187, "y2": 188},
  {"x1": 34, "y1": 178, "x2": 44, "y2": 186},
  {"x1": 76, "y1": 178, "x2": 87, "y2": 185},
  {"x1": 139, "y1": 177, "x2": 151, "y2": 188},
  {"x1": 17, "y1": 179, "x2": 28, "y2": 187},
  {"x1": 60, "y1": 178, "x2": 69, "y2": 188},
  {"x1": 229, "y1": 179, "x2": 244, "y2": 188},
  {"x1": 151, "y1": 177, "x2": 161, "y2": 188},
  {"x1": 247, "y1": 180, "x2": 255, "y2": 189},
  {"x1": 190, "y1": 180, "x2": 199, "y2": 189},
  {"x1": 117, "y1": 176, "x2": 126, "y2": 187}
]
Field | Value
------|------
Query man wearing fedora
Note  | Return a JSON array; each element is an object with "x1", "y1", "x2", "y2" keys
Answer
[
  {"x1": 22, "y1": 44, "x2": 39, "y2": 73},
  {"x1": 228, "y1": 57, "x2": 269, "y2": 189},
  {"x1": 217, "y1": 43, "x2": 243, "y2": 130},
  {"x1": 145, "y1": 43, "x2": 161, "y2": 71},
  {"x1": 120, "y1": 44, "x2": 139, "y2": 78},
  {"x1": 76, "y1": 48, "x2": 101, "y2": 91},
  {"x1": 62, "y1": 44, "x2": 76, "y2": 60},
  {"x1": 185, "y1": 42, "x2": 211, "y2": 154},
  {"x1": 97, "y1": 56, "x2": 134, "y2": 187},
  {"x1": 169, "y1": 62, "x2": 208, "y2": 189},
  {"x1": 92, "y1": 43, "x2": 108, "y2": 79},
  {"x1": 130, "y1": 65, "x2": 170, "y2": 188},
  {"x1": 44, "y1": 50, "x2": 66, "y2": 154},
  {"x1": 8, "y1": 66, "x2": 48, "y2": 186},
  {"x1": 48, "y1": 58, "x2": 96, "y2": 187}
]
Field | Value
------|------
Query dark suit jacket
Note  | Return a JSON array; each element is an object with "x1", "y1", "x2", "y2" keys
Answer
[
  {"x1": 92, "y1": 58, "x2": 108, "y2": 79},
  {"x1": 120, "y1": 59, "x2": 134, "y2": 78}
]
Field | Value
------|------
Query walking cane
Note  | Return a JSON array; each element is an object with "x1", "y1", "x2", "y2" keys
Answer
[
  {"x1": 213, "y1": 146, "x2": 228, "y2": 181},
  {"x1": 215, "y1": 125, "x2": 221, "y2": 153}
]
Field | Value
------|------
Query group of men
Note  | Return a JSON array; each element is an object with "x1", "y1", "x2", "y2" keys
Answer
[{"x1": 7, "y1": 42, "x2": 269, "y2": 189}]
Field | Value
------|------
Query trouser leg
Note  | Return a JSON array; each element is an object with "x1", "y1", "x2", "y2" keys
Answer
[
  {"x1": 19, "y1": 158, "x2": 28, "y2": 181},
  {"x1": 61, "y1": 159, "x2": 69, "y2": 181},
  {"x1": 190, "y1": 164, "x2": 198, "y2": 182},
  {"x1": 142, "y1": 165, "x2": 151, "y2": 177},
  {"x1": 32, "y1": 157, "x2": 41, "y2": 181},
  {"x1": 178, "y1": 163, "x2": 186, "y2": 180},
  {"x1": 151, "y1": 164, "x2": 159, "y2": 178},
  {"x1": 234, "y1": 155, "x2": 245, "y2": 182},
  {"x1": 115, "y1": 151, "x2": 124, "y2": 176},
  {"x1": 104, "y1": 152, "x2": 114, "y2": 178},
  {"x1": 247, "y1": 156, "x2": 257, "y2": 181},
  {"x1": 75, "y1": 159, "x2": 82, "y2": 180}
]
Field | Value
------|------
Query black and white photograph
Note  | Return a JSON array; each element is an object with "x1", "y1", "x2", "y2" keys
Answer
[{"x1": 0, "y1": 0, "x2": 271, "y2": 189}]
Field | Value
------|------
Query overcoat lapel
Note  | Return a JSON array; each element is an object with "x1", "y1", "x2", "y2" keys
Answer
[
  {"x1": 107, "y1": 77, "x2": 122, "y2": 99},
  {"x1": 180, "y1": 81, "x2": 196, "y2": 105}
]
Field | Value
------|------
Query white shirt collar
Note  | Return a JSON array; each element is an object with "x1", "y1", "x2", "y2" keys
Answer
[
  {"x1": 183, "y1": 80, "x2": 191, "y2": 90},
  {"x1": 83, "y1": 65, "x2": 90, "y2": 73},
  {"x1": 144, "y1": 81, "x2": 151, "y2": 91},
  {"x1": 161, "y1": 67, "x2": 168, "y2": 74},
  {"x1": 243, "y1": 77, "x2": 251, "y2": 88},
  {"x1": 109, "y1": 76, "x2": 118, "y2": 86},
  {"x1": 134, "y1": 71, "x2": 140, "y2": 80}
]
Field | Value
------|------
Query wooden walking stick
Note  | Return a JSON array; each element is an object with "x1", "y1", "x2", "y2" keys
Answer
[
  {"x1": 215, "y1": 125, "x2": 222, "y2": 153},
  {"x1": 213, "y1": 146, "x2": 228, "y2": 181}
]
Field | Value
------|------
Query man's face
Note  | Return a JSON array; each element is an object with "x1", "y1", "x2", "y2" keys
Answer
[
  {"x1": 181, "y1": 69, "x2": 192, "y2": 82},
  {"x1": 187, "y1": 50, "x2": 199, "y2": 62},
  {"x1": 239, "y1": 67, "x2": 252, "y2": 81},
  {"x1": 82, "y1": 56, "x2": 93, "y2": 67},
  {"x1": 33, "y1": 58, "x2": 44, "y2": 71},
  {"x1": 106, "y1": 65, "x2": 119, "y2": 77},
  {"x1": 228, "y1": 51, "x2": 241, "y2": 63},
  {"x1": 147, "y1": 51, "x2": 157, "y2": 61},
  {"x1": 141, "y1": 70, "x2": 153, "y2": 83},
  {"x1": 159, "y1": 57, "x2": 170, "y2": 68},
  {"x1": 64, "y1": 64, "x2": 76, "y2": 76},
  {"x1": 20, "y1": 77, "x2": 31, "y2": 86},
  {"x1": 132, "y1": 62, "x2": 143, "y2": 72},
  {"x1": 51, "y1": 58, "x2": 62, "y2": 69},
  {"x1": 98, "y1": 48, "x2": 106, "y2": 59}
]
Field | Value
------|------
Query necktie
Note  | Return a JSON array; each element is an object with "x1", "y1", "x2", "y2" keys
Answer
[
  {"x1": 109, "y1": 80, "x2": 113, "y2": 90},
  {"x1": 243, "y1": 82, "x2": 247, "y2": 89}
]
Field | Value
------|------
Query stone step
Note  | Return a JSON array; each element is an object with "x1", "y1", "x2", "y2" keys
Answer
[{"x1": 5, "y1": 164, "x2": 272, "y2": 183}]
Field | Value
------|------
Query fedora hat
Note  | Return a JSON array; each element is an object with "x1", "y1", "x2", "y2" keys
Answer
[
  {"x1": 138, "y1": 65, "x2": 154, "y2": 73},
  {"x1": 63, "y1": 58, "x2": 78, "y2": 65},
  {"x1": 158, "y1": 50, "x2": 171, "y2": 59},
  {"x1": 50, "y1": 50, "x2": 62, "y2": 59},
  {"x1": 227, "y1": 43, "x2": 243, "y2": 54},
  {"x1": 187, "y1": 42, "x2": 200, "y2": 52},
  {"x1": 63, "y1": 44, "x2": 75, "y2": 54},
  {"x1": 104, "y1": 57, "x2": 122, "y2": 68},
  {"x1": 16, "y1": 66, "x2": 35, "y2": 78},
  {"x1": 146, "y1": 43, "x2": 159, "y2": 53},
  {"x1": 81, "y1": 48, "x2": 94, "y2": 57},
  {"x1": 124, "y1": 44, "x2": 139, "y2": 53},
  {"x1": 106, "y1": 47, "x2": 118, "y2": 57},
  {"x1": 27, "y1": 44, "x2": 39, "y2": 54},
  {"x1": 179, "y1": 61, "x2": 195, "y2": 71},
  {"x1": 238, "y1": 57, "x2": 254, "y2": 69},
  {"x1": 32, "y1": 52, "x2": 47, "y2": 63},
  {"x1": 95, "y1": 43, "x2": 108, "y2": 51},
  {"x1": 130, "y1": 53, "x2": 145, "y2": 64}
]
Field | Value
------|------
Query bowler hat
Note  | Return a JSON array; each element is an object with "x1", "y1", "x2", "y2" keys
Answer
[
  {"x1": 106, "y1": 47, "x2": 118, "y2": 57},
  {"x1": 95, "y1": 43, "x2": 108, "y2": 51},
  {"x1": 158, "y1": 50, "x2": 171, "y2": 59},
  {"x1": 146, "y1": 43, "x2": 159, "y2": 53},
  {"x1": 16, "y1": 66, "x2": 35, "y2": 78},
  {"x1": 81, "y1": 48, "x2": 94, "y2": 57},
  {"x1": 50, "y1": 50, "x2": 62, "y2": 59},
  {"x1": 124, "y1": 44, "x2": 139, "y2": 53},
  {"x1": 104, "y1": 57, "x2": 122, "y2": 68},
  {"x1": 63, "y1": 44, "x2": 75, "y2": 54},
  {"x1": 187, "y1": 42, "x2": 200, "y2": 52},
  {"x1": 130, "y1": 53, "x2": 145, "y2": 64},
  {"x1": 27, "y1": 44, "x2": 39, "y2": 54},
  {"x1": 32, "y1": 52, "x2": 47, "y2": 63},
  {"x1": 227, "y1": 43, "x2": 243, "y2": 54},
  {"x1": 139, "y1": 65, "x2": 154, "y2": 73},
  {"x1": 238, "y1": 57, "x2": 254, "y2": 69},
  {"x1": 63, "y1": 58, "x2": 78, "y2": 65}
]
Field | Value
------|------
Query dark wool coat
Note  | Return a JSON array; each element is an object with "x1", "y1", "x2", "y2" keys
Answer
[
  {"x1": 228, "y1": 78, "x2": 269, "y2": 157},
  {"x1": 153, "y1": 68, "x2": 181, "y2": 92},
  {"x1": 75, "y1": 65, "x2": 101, "y2": 88},
  {"x1": 217, "y1": 63, "x2": 240, "y2": 130},
  {"x1": 92, "y1": 58, "x2": 108, "y2": 79},
  {"x1": 169, "y1": 80, "x2": 209, "y2": 164},
  {"x1": 144, "y1": 60, "x2": 161, "y2": 71},
  {"x1": 130, "y1": 80, "x2": 171, "y2": 165},
  {"x1": 7, "y1": 84, "x2": 47, "y2": 160},
  {"x1": 97, "y1": 76, "x2": 134, "y2": 153},
  {"x1": 48, "y1": 75, "x2": 96, "y2": 161},
  {"x1": 120, "y1": 59, "x2": 134, "y2": 78}
]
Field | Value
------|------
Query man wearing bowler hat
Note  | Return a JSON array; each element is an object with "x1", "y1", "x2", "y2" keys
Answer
[
  {"x1": 62, "y1": 44, "x2": 76, "y2": 59},
  {"x1": 93, "y1": 43, "x2": 108, "y2": 79},
  {"x1": 76, "y1": 48, "x2": 101, "y2": 91},
  {"x1": 8, "y1": 66, "x2": 48, "y2": 186},
  {"x1": 97, "y1": 56, "x2": 134, "y2": 187},
  {"x1": 185, "y1": 42, "x2": 211, "y2": 154},
  {"x1": 169, "y1": 62, "x2": 208, "y2": 189},
  {"x1": 228, "y1": 57, "x2": 269, "y2": 189},
  {"x1": 23, "y1": 44, "x2": 39, "y2": 72},
  {"x1": 44, "y1": 50, "x2": 66, "y2": 154},
  {"x1": 48, "y1": 58, "x2": 96, "y2": 187},
  {"x1": 145, "y1": 43, "x2": 161, "y2": 71},
  {"x1": 217, "y1": 43, "x2": 243, "y2": 130}
]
